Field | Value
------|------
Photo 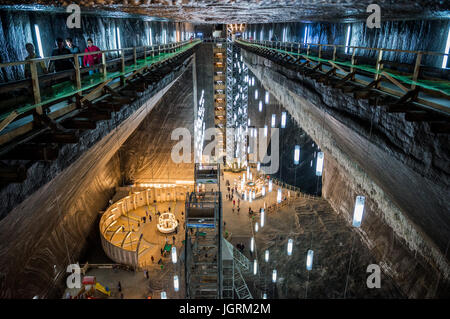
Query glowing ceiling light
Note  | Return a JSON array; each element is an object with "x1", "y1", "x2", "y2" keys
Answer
[
  {"x1": 264, "y1": 249, "x2": 269, "y2": 262},
  {"x1": 253, "y1": 260, "x2": 258, "y2": 275},
  {"x1": 265, "y1": 91, "x2": 269, "y2": 104},
  {"x1": 281, "y1": 112, "x2": 286, "y2": 128},
  {"x1": 287, "y1": 238, "x2": 293, "y2": 256},
  {"x1": 272, "y1": 269, "x2": 277, "y2": 283},
  {"x1": 271, "y1": 114, "x2": 276, "y2": 128},
  {"x1": 316, "y1": 152, "x2": 324, "y2": 176},
  {"x1": 250, "y1": 237, "x2": 254, "y2": 252},
  {"x1": 255, "y1": 89, "x2": 259, "y2": 99},
  {"x1": 352, "y1": 196, "x2": 365, "y2": 227},
  {"x1": 306, "y1": 249, "x2": 314, "y2": 271},
  {"x1": 259, "y1": 101, "x2": 263, "y2": 112},
  {"x1": 294, "y1": 145, "x2": 300, "y2": 165},
  {"x1": 255, "y1": 222, "x2": 259, "y2": 232},
  {"x1": 173, "y1": 275, "x2": 179, "y2": 291},
  {"x1": 304, "y1": 25, "x2": 308, "y2": 44},
  {"x1": 117, "y1": 27, "x2": 122, "y2": 49}
]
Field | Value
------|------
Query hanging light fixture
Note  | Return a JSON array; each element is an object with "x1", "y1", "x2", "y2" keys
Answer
[
  {"x1": 255, "y1": 222, "x2": 259, "y2": 232},
  {"x1": 287, "y1": 238, "x2": 293, "y2": 256},
  {"x1": 262, "y1": 186, "x2": 266, "y2": 196},
  {"x1": 171, "y1": 246, "x2": 177, "y2": 264},
  {"x1": 265, "y1": 91, "x2": 269, "y2": 104},
  {"x1": 272, "y1": 269, "x2": 277, "y2": 283},
  {"x1": 255, "y1": 89, "x2": 259, "y2": 99},
  {"x1": 259, "y1": 101, "x2": 263, "y2": 112},
  {"x1": 260, "y1": 209, "x2": 265, "y2": 227},
  {"x1": 316, "y1": 152, "x2": 324, "y2": 176},
  {"x1": 257, "y1": 162, "x2": 261, "y2": 171},
  {"x1": 253, "y1": 260, "x2": 258, "y2": 275},
  {"x1": 250, "y1": 237, "x2": 255, "y2": 252},
  {"x1": 306, "y1": 249, "x2": 314, "y2": 271},
  {"x1": 271, "y1": 114, "x2": 276, "y2": 128},
  {"x1": 277, "y1": 188, "x2": 282, "y2": 203},
  {"x1": 352, "y1": 196, "x2": 365, "y2": 227},
  {"x1": 265, "y1": 249, "x2": 269, "y2": 262},
  {"x1": 268, "y1": 179, "x2": 273, "y2": 192},
  {"x1": 263, "y1": 293, "x2": 267, "y2": 299},
  {"x1": 281, "y1": 112, "x2": 286, "y2": 128},
  {"x1": 294, "y1": 145, "x2": 300, "y2": 165},
  {"x1": 173, "y1": 275, "x2": 179, "y2": 291},
  {"x1": 161, "y1": 291, "x2": 167, "y2": 299},
  {"x1": 264, "y1": 125, "x2": 268, "y2": 137}
]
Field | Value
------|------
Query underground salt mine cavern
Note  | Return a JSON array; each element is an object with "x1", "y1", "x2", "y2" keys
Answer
[{"x1": 0, "y1": 0, "x2": 448, "y2": 302}]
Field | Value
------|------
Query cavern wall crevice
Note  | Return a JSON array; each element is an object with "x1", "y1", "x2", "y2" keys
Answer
[{"x1": 241, "y1": 49, "x2": 450, "y2": 297}]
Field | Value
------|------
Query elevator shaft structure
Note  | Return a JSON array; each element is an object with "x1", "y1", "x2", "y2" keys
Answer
[{"x1": 185, "y1": 164, "x2": 223, "y2": 298}]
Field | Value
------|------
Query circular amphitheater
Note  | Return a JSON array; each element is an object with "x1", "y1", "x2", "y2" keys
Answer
[
  {"x1": 99, "y1": 184, "x2": 193, "y2": 268},
  {"x1": 236, "y1": 175, "x2": 267, "y2": 200}
]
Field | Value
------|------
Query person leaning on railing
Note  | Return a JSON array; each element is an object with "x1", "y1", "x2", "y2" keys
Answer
[
  {"x1": 48, "y1": 38, "x2": 74, "y2": 73},
  {"x1": 24, "y1": 43, "x2": 47, "y2": 78},
  {"x1": 83, "y1": 38, "x2": 101, "y2": 75}
]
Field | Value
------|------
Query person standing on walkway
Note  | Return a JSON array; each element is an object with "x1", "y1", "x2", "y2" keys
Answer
[{"x1": 83, "y1": 38, "x2": 101, "y2": 74}]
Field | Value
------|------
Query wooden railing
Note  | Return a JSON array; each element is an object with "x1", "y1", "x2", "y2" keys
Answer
[
  {"x1": 0, "y1": 39, "x2": 200, "y2": 133},
  {"x1": 237, "y1": 39, "x2": 450, "y2": 114}
]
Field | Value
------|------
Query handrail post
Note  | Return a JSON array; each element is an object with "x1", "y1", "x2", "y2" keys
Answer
[
  {"x1": 307, "y1": 44, "x2": 310, "y2": 56},
  {"x1": 74, "y1": 54, "x2": 82, "y2": 90},
  {"x1": 101, "y1": 52, "x2": 107, "y2": 80},
  {"x1": 351, "y1": 49, "x2": 357, "y2": 79},
  {"x1": 375, "y1": 49, "x2": 383, "y2": 88},
  {"x1": 30, "y1": 60, "x2": 43, "y2": 115},
  {"x1": 333, "y1": 45, "x2": 336, "y2": 61},
  {"x1": 412, "y1": 52, "x2": 422, "y2": 90},
  {"x1": 133, "y1": 47, "x2": 137, "y2": 66}
]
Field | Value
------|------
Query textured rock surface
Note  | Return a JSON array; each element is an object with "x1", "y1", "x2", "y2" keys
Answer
[
  {"x1": 2, "y1": 1, "x2": 449, "y2": 23},
  {"x1": 241, "y1": 48, "x2": 450, "y2": 297},
  {"x1": 0, "y1": 58, "x2": 192, "y2": 298}
]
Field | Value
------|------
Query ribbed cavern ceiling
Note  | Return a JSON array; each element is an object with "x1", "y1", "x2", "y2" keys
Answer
[{"x1": 2, "y1": 1, "x2": 450, "y2": 23}]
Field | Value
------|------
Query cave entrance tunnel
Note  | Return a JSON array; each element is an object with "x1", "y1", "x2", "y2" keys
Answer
[{"x1": 0, "y1": 4, "x2": 449, "y2": 300}]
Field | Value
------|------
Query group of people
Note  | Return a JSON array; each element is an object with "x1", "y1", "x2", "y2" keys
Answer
[{"x1": 24, "y1": 37, "x2": 102, "y2": 77}]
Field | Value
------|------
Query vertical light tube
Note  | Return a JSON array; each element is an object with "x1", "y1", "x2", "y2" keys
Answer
[
  {"x1": 442, "y1": 26, "x2": 450, "y2": 68},
  {"x1": 257, "y1": 162, "x2": 261, "y2": 171},
  {"x1": 271, "y1": 114, "x2": 276, "y2": 128},
  {"x1": 287, "y1": 238, "x2": 293, "y2": 256},
  {"x1": 149, "y1": 27, "x2": 153, "y2": 46},
  {"x1": 255, "y1": 222, "x2": 259, "y2": 232},
  {"x1": 250, "y1": 237, "x2": 255, "y2": 252},
  {"x1": 161, "y1": 291, "x2": 167, "y2": 299},
  {"x1": 259, "y1": 100, "x2": 263, "y2": 112},
  {"x1": 294, "y1": 145, "x2": 300, "y2": 165},
  {"x1": 316, "y1": 152, "x2": 324, "y2": 176},
  {"x1": 261, "y1": 209, "x2": 265, "y2": 227},
  {"x1": 261, "y1": 186, "x2": 266, "y2": 196},
  {"x1": 265, "y1": 91, "x2": 269, "y2": 104},
  {"x1": 117, "y1": 27, "x2": 122, "y2": 49},
  {"x1": 264, "y1": 125, "x2": 268, "y2": 137},
  {"x1": 352, "y1": 195, "x2": 365, "y2": 227},
  {"x1": 253, "y1": 260, "x2": 258, "y2": 275},
  {"x1": 173, "y1": 275, "x2": 179, "y2": 291},
  {"x1": 264, "y1": 249, "x2": 269, "y2": 262},
  {"x1": 255, "y1": 89, "x2": 259, "y2": 99},
  {"x1": 306, "y1": 250, "x2": 314, "y2": 271},
  {"x1": 171, "y1": 246, "x2": 177, "y2": 264},
  {"x1": 277, "y1": 188, "x2": 282, "y2": 203},
  {"x1": 268, "y1": 179, "x2": 272, "y2": 192},
  {"x1": 304, "y1": 26, "x2": 308, "y2": 44},
  {"x1": 272, "y1": 269, "x2": 277, "y2": 283},
  {"x1": 281, "y1": 112, "x2": 286, "y2": 128},
  {"x1": 34, "y1": 24, "x2": 44, "y2": 58},
  {"x1": 345, "y1": 24, "x2": 351, "y2": 54}
]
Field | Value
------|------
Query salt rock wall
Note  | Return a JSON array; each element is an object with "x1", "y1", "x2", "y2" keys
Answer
[
  {"x1": 241, "y1": 48, "x2": 450, "y2": 297},
  {"x1": 119, "y1": 67, "x2": 195, "y2": 183},
  {"x1": 0, "y1": 62, "x2": 191, "y2": 298}
]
